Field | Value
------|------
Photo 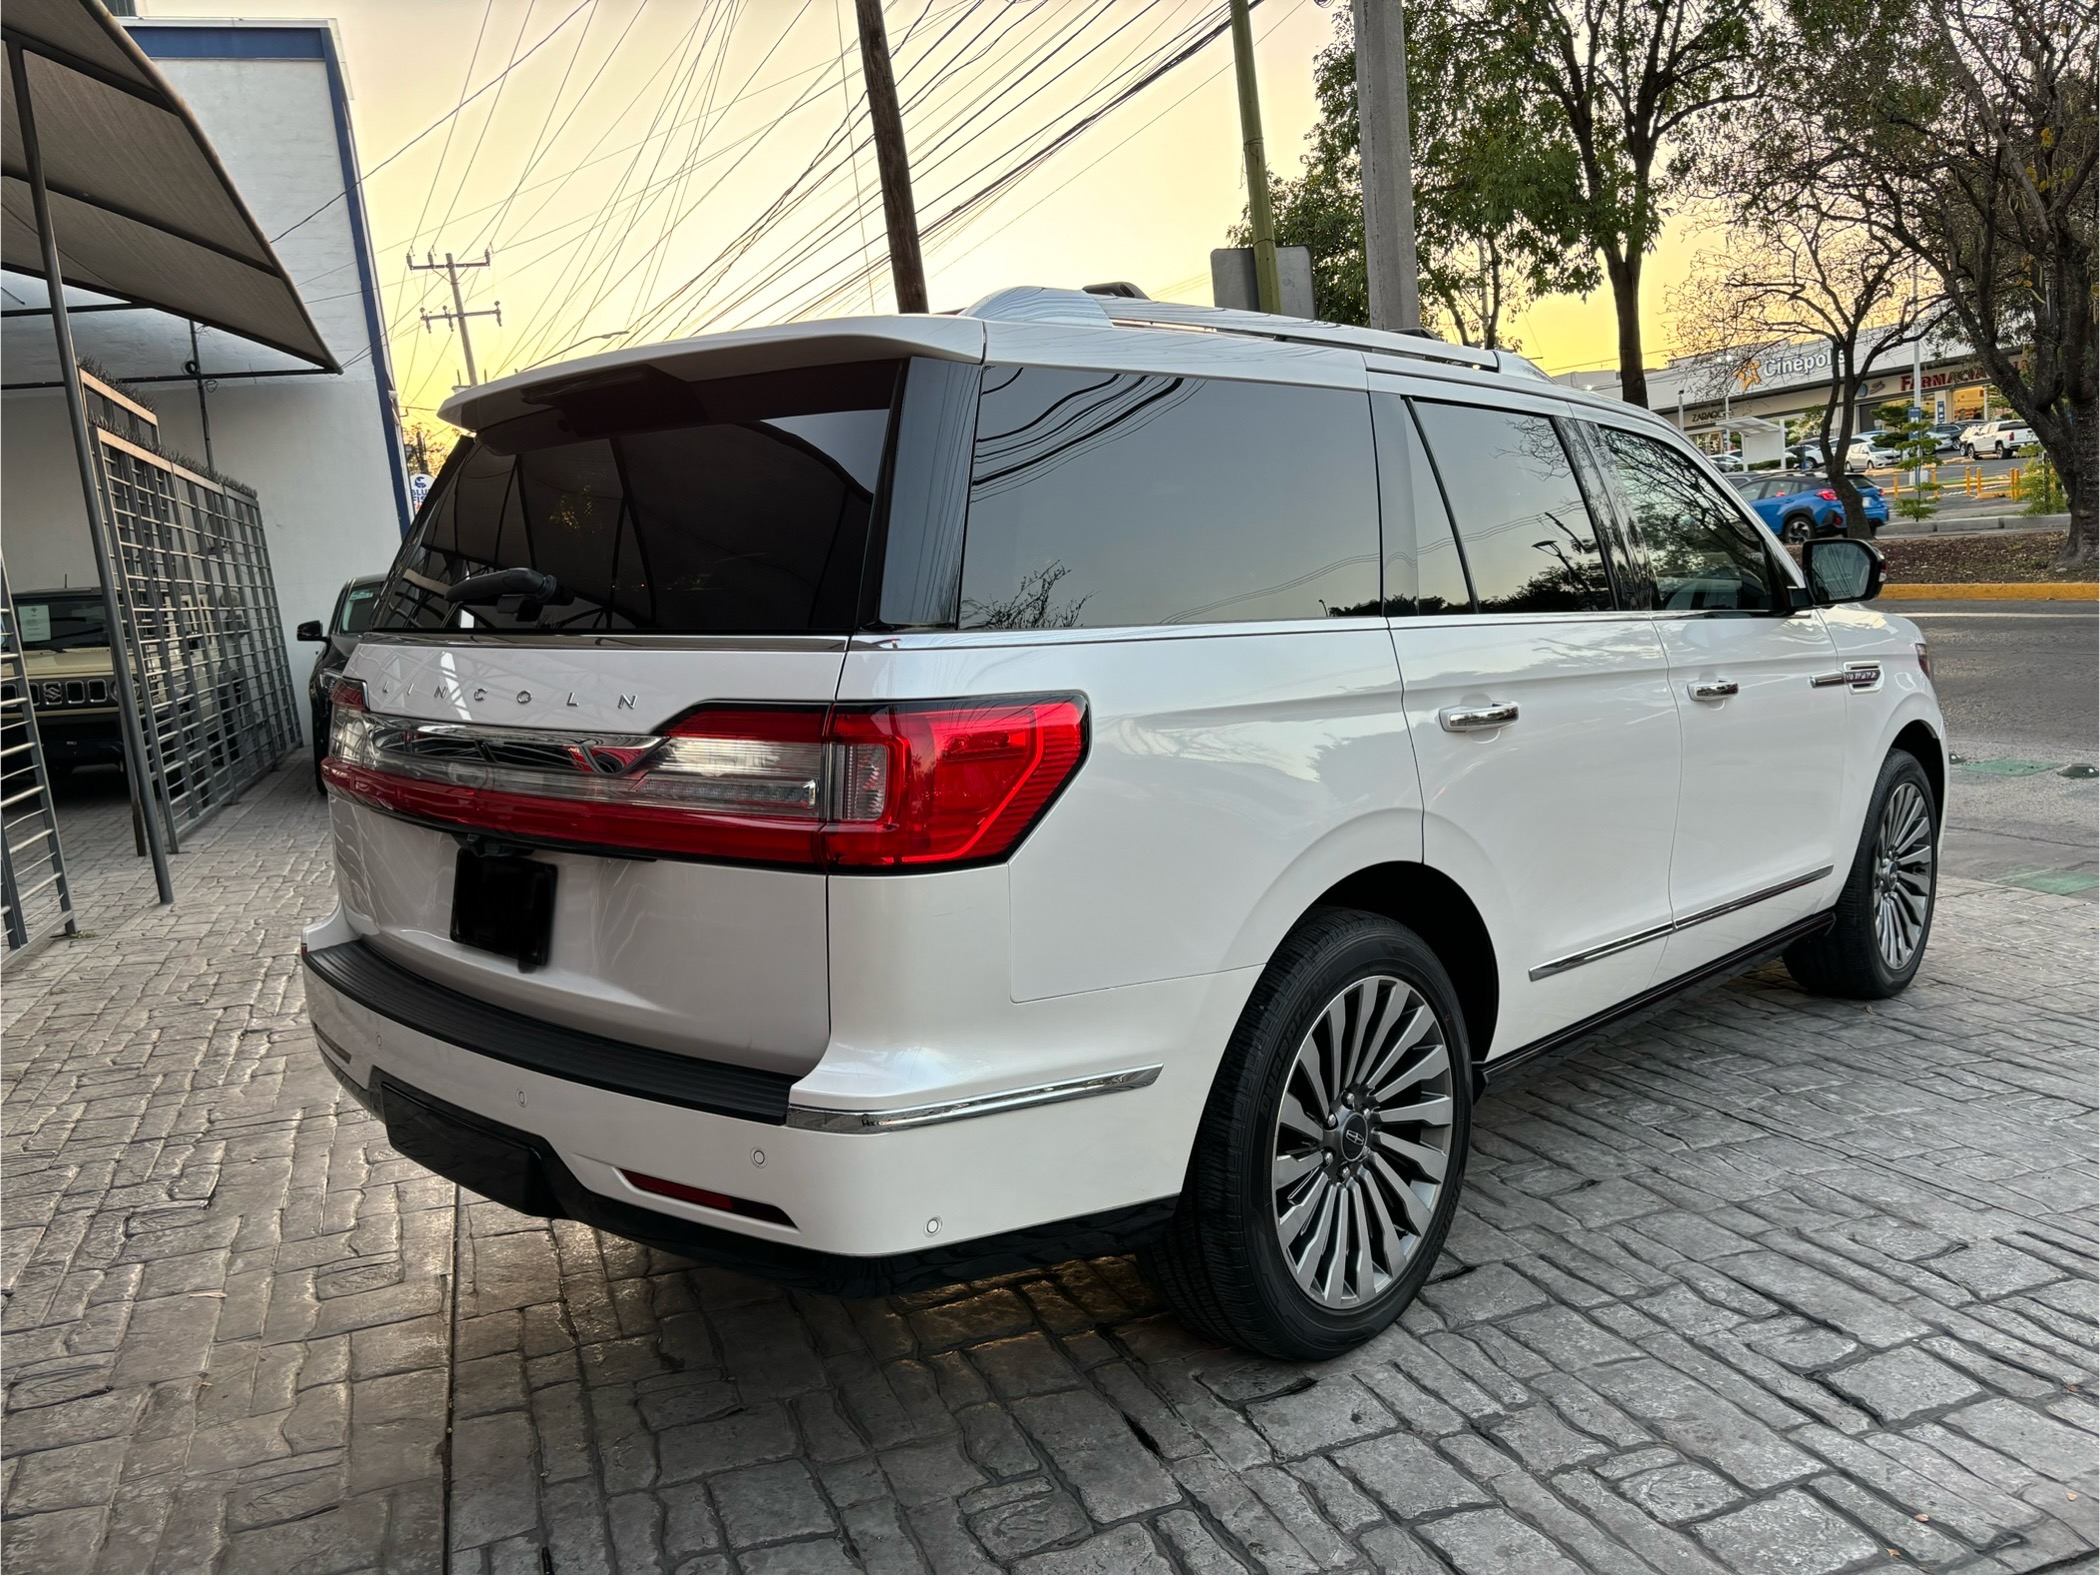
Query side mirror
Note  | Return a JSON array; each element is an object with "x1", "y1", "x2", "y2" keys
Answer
[
  {"x1": 296, "y1": 620, "x2": 326, "y2": 642},
  {"x1": 1803, "y1": 537, "x2": 1884, "y2": 605}
]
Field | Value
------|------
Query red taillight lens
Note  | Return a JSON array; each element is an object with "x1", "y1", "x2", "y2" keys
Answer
[
  {"x1": 1817, "y1": 489, "x2": 1838, "y2": 501},
  {"x1": 825, "y1": 697, "x2": 1088, "y2": 868},
  {"x1": 320, "y1": 694, "x2": 1086, "y2": 871}
]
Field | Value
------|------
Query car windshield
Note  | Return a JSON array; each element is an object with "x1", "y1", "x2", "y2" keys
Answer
[
  {"x1": 337, "y1": 583, "x2": 382, "y2": 635},
  {"x1": 16, "y1": 593, "x2": 107, "y2": 652}
]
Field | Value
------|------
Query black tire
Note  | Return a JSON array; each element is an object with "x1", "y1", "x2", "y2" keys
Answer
[
  {"x1": 1781, "y1": 515, "x2": 1815, "y2": 544},
  {"x1": 1785, "y1": 750, "x2": 1937, "y2": 999},
  {"x1": 1142, "y1": 908, "x2": 1473, "y2": 1359}
]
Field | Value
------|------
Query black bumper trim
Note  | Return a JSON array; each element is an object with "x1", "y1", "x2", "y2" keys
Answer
[
  {"x1": 367, "y1": 1071, "x2": 1178, "y2": 1297},
  {"x1": 303, "y1": 939, "x2": 796, "y2": 1124}
]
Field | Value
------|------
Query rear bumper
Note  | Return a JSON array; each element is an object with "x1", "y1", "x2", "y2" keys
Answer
[
  {"x1": 302, "y1": 928, "x2": 1202, "y2": 1276},
  {"x1": 326, "y1": 1059, "x2": 1172, "y2": 1296}
]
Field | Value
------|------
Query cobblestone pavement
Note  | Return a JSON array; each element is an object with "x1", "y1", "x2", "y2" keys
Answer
[{"x1": 4, "y1": 764, "x2": 2096, "y2": 1575}]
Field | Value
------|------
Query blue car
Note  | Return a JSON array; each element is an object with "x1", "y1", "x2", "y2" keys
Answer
[{"x1": 1728, "y1": 473, "x2": 1887, "y2": 543}]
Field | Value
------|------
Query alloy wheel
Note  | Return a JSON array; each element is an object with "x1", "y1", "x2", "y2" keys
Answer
[
  {"x1": 1270, "y1": 976, "x2": 1455, "y2": 1309},
  {"x1": 1872, "y1": 781, "x2": 1933, "y2": 970}
]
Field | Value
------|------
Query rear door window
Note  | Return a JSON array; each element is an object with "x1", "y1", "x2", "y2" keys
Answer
[
  {"x1": 374, "y1": 362, "x2": 899, "y2": 635},
  {"x1": 957, "y1": 366, "x2": 1379, "y2": 629},
  {"x1": 1411, "y1": 400, "x2": 1613, "y2": 613}
]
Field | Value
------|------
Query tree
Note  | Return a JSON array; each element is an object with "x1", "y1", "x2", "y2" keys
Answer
[
  {"x1": 1482, "y1": 0, "x2": 1763, "y2": 405},
  {"x1": 1685, "y1": 132, "x2": 1943, "y2": 535},
  {"x1": 1770, "y1": 0, "x2": 2096, "y2": 562},
  {"x1": 1240, "y1": 7, "x2": 1595, "y2": 347}
]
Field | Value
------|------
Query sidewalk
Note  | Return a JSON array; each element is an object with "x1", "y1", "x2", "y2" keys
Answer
[{"x1": 4, "y1": 765, "x2": 2095, "y2": 1574}]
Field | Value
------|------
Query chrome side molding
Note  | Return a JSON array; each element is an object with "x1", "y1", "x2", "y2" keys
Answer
[
  {"x1": 1529, "y1": 866, "x2": 1836, "y2": 981},
  {"x1": 786, "y1": 1065, "x2": 1163, "y2": 1134}
]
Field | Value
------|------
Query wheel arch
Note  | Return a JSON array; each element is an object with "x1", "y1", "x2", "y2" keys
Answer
[
  {"x1": 1890, "y1": 718, "x2": 1946, "y2": 826},
  {"x1": 1309, "y1": 863, "x2": 1499, "y2": 1074}
]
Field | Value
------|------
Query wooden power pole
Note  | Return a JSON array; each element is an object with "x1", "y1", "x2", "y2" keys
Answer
[
  {"x1": 1352, "y1": 0, "x2": 1422, "y2": 332},
  {"x1": 1227, "y1": 0, "x2": 1282, "y2": 314},
  {"x1": 853, "y1": 0, "x2": 928, "y2": 313}
]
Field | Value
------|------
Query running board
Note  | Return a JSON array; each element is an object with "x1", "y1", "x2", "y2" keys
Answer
[{"x1": 1482, "y1": 909, "x2": 1836, "y2": 1090}]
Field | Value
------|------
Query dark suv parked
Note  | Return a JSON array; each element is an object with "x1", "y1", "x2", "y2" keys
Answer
[{"x1": 298, "y1": 576, "x2": 385, "y2": 789}]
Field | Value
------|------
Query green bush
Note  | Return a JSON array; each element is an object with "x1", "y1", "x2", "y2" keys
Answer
[{"x1": 2016, "y1": 443, "x2": 2067, "y2": 514}]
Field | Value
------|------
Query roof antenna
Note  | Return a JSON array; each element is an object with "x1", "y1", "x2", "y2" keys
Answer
[{"x1": 1083, "y1": 282, "x2": 1149, "y2": 299}]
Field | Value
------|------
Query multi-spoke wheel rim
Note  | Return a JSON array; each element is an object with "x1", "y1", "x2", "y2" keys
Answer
[
  {"x1": 1872, "y1": 781, "x2": 1933, "y2": 970},
  {"x1": 1270, "y1": 976, "x2": 1455, "y2": 1310}
]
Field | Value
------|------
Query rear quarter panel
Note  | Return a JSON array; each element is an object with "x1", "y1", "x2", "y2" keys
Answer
[{"x1": 835, "y1": 623, "x2": 1421, "y2": 1002}]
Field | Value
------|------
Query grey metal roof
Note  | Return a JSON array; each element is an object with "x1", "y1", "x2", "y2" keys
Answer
[{"x1": 0, "y1": 0, "x2": 336, "y2": 371}]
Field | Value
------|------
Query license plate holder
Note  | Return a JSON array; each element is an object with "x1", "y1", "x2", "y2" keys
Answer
[{"x1": 450, "y1": 848, "x2": 557, "y2": 971}]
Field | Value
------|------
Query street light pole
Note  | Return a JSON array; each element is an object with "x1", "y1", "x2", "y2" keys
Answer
[
  {"x1": 854, "y1": 0, "x2": 928, "y2": 313},
  {"x1": 1228, "y1": 0, "x2": 1282, "y2": 315},
  {"x1": 1352, "y1": 0, "x2": 1422, "y2": 332}
]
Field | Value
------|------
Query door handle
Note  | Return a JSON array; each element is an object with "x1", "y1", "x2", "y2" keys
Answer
[
  {"x1": 1687, "y1": 679, "x2": 1739, "y2": 701},
  {"x1": 1439, "y1": 702, "x2": 1518, "y2": 733}
]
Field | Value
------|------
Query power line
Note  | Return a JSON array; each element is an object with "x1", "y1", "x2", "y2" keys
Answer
[
  {"x1": 269, "y1": 0, "x2": 595, "y2": 246},
  {"x1": 745, "y1": 4, "x2": 1229, "y2": 330}
]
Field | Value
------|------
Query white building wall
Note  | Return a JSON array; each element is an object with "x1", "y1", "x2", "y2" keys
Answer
[{"x1": 1, "y1": 26, "x2": 405, "y2": 745}]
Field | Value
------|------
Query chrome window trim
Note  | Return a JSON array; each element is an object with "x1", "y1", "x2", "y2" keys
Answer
[
  {"x1": 785, "y1": 1065, "x2": 1161, "y2": 1133},
  {"x1": 1529, "y1": 866, "x2": 1835, "y2": 981},
  {"x1": 358, "y1": 632, "x2": 853, "y2": 653}
]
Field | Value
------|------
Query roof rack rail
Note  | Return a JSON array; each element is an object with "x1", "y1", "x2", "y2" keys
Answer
[
  {"x1": 965, "y1": 288, "x2": 1552, "y2": 381},
  {"x1": 1100, "y1": 299, "x2": 1541, "y2": 373}
]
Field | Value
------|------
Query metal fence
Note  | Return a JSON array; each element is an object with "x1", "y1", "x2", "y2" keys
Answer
[
  {"x1": 92, "y1": 428, "x2": 302, "y2": 838},
  {"x1": 0, "y1": 567, "x2": 77, "y2": 950}
]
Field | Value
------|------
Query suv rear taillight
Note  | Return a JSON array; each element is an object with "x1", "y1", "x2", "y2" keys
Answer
[{"x1": 320, "y1": 692, "x2": 1087, "y2": 871}]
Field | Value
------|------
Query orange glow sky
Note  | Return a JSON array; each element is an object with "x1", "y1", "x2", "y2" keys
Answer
[{"x1": 145, "y1": 0, "x2": 1696, "y2": 419}]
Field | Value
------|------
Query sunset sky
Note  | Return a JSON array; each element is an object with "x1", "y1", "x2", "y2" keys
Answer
[{"x1": 145, "y1": 0, "x2": 1699, "y2": 421}]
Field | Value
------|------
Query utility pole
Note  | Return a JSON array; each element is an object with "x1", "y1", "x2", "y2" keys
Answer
[
  {"x1": 410, "y1": 251, "x2": 501, "y2": 386},
  {"x1": 1353, "y1": 0, "x2": 1422, "y2": 332},
  {"x1": 1228, "y1": 0, "x2": 1281, "y2": 314},
  {"x1": 852, "y1": 0, "x2": 927, "y2": 313}
]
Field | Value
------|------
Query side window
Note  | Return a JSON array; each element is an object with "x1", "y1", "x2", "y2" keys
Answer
[
  {"x1": 1597, "y1": 427, "x2": 1776, "y2": 614},
  {"x1": 1410, "y1": 401, "x2": 1613, "y2": 613},
  {"x1": 958, "y1": 366, "x2": 1379, "y2": 629},
  {"x1": 1372, "y1": 393, "x2": 1472, "y2": 615}
]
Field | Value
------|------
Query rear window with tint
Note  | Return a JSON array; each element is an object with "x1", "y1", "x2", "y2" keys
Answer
[
  {"x1": 957, "y1": 366, "x2": 1379, "y2": 629},
  {"x1": 373, "y1": 362, "x2": 898, "y2": 636},
  {"x1": 1411, "y1": 401, "x2": 1613, "y2": 614}
]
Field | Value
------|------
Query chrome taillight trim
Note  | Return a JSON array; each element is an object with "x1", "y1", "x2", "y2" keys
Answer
[{"x1": 785, "y1": 1066, "x2": 1162, "y2": 1134}]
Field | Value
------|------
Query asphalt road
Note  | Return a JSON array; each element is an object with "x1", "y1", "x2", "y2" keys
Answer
[{"x1": 1901, "y1": 597, "x2": 2099, "y2": 896}]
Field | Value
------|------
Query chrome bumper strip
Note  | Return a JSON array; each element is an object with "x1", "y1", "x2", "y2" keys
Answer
[
  {"x1": 1529, "y1": 866, "x2": 1836, "y2": 981},
  {"x1": 785, "y1": 1065, "x2": 1162, "y2": 1134}
]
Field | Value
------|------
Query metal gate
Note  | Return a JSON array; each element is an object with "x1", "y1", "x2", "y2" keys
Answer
[
  {"x1": 88, "y1": 395, "x2": 301, "y2": 838},
  {"x1": 0, "y1": 564, "x2": 78, "y2": 950}
]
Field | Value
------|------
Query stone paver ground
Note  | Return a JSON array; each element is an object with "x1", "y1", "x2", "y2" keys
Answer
[{"x1": 4, "y1": 763, "x2": 2096, "y2": 1574}]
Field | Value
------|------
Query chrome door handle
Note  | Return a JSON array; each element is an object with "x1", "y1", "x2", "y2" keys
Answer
[
  {"x1": 1439, "y1": 702, "x2": 1518, "y2": 733},
  {"x1": 1688, "y1": 679, "x2": 1739, "y2": 701}
]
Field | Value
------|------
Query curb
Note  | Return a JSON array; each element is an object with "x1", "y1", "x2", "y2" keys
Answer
[{"x1": 1881, "y1": 582, "x2": 2098, "y2": 601}]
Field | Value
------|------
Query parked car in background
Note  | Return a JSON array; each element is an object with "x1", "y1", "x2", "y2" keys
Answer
[
  {"x1": 1708, "y1": 450, "x2": 1748, "y2": 472},
  {"x1": 1960, "y1": 419, "x2": 2033, "y2": 459},
  {"x1": 1728, "y1": 474, "x2": 1887, "y2": 542},
  {"x1": 299, "y1": 576, "x2": 386, "y2": 790},
  {"x1": 8, "y1": 588, "x2": 122, "y2": 774},
  {"x1": 302, "y1": 290, "x2": 1946, "y2": 1359},
  {"x1": 1926, "y1": 423, "x2": 1965, "y2": 454},
  {"x1": 1846, "y1": 435, "x2": 1897, "y2": 469}
]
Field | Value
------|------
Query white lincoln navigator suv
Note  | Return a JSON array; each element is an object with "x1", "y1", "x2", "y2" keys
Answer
[{"x1": 304, "y1": 289, "x2": 1944, "y2": 1358}]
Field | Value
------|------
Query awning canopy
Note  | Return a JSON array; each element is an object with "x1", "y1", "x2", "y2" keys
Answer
[{"x1": 0, "y1": 0, "x2": 337, "y2": 371}]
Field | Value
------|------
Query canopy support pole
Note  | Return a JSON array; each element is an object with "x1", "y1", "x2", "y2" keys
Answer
[{"x1": 8, "y1": 38, "x2": 174, "y2": 905}]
